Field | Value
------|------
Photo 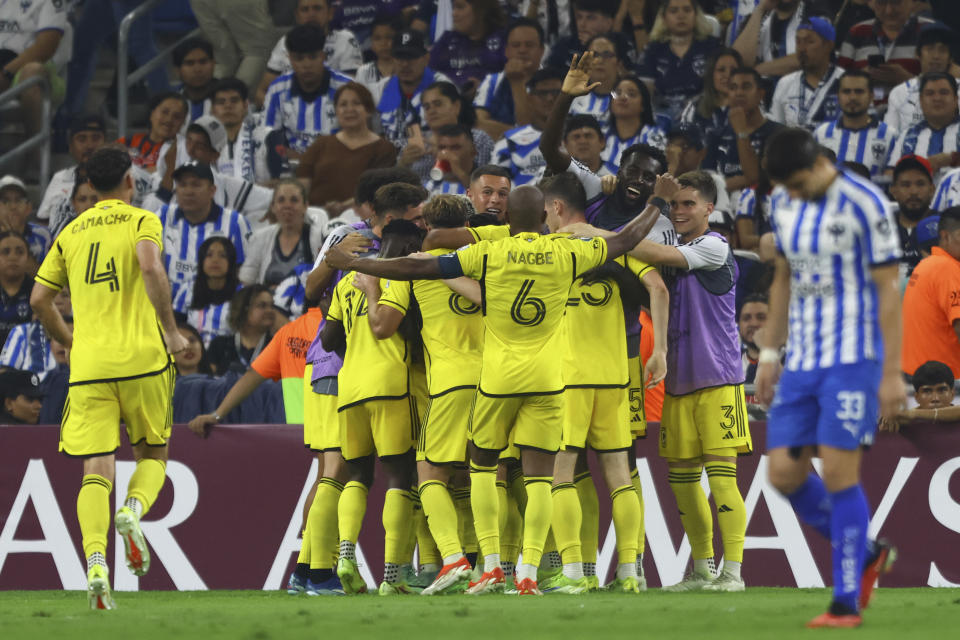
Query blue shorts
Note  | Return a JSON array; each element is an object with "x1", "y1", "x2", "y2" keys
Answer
[{"x1": 766, "y1": 361, "x2": 881, "y2": 451}]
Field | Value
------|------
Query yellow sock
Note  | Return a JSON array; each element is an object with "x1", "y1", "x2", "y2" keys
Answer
[
  {"x1": 501, "y1": 487, "x2": 522, "y2": 565},
  {"x1": 551, "y1": 483, "x2": 582, "y2": 564},
  {"x1": 297, "y1": 526, "x2": 311, "y2": 564},
  {"x1": 419, "y1": 480, "x2": 462, "y2": 559},
  {"x1": 78, "y1": 474, "x2": 112, "y2": 559},
  {"x1": 705, "y1": 461, "x2": 746, "y2": 564},
  {"x1": 401, "y1": 489, "x2": 419, "y2": 564},
  {"x1": 668, "y1": 467, "x2": 713, "y2": 561},
  {"x1": 521, "y1": 477, "x2": 553, "y2": 568},
  {"x1": 575, "y1": 471, "x2": 599, "y2": 564},
  {"x1": 383, "y1": 488, "x2": 413, "y2": 565},
  {"x1": 508, "y1": 465, "x2": 527, "y2": 513},
  {"x1": 630, "y1": 467, "x2": 646, "y2": 555},
  {"x1": 469, "y1": 462, "x2": 500, "y2": 557},
  {"x1": 125, "y1": 458, "x2": 166, "y2": 517},
  {"x1": 308, "y1": 478, "x2": 343, "y2": 569},
  {"x1": 496, "y1": 481, "x2": 508, "y2": 536},
  {"x1": 415, "y1": 494, "x2": 441, "y2": 566},
  {"x1": 453, "y1": 488, "x2": 477, "y2": 554},
  {"x1": 610, "y1": 484, "x2": 641, "y2": 566},
  {"x1": 337, "y1": 481, "x2": 368, "y2": 544}
]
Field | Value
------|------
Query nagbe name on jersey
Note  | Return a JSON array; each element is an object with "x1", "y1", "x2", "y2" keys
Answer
[
  {"x1": 507, "y1": 250, "x2": 554, "y2": 265},
  {"x1": 71, "y1": 213, "x2": 134, "y2": 233}
]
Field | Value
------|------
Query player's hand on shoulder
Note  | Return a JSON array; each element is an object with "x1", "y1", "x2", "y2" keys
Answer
[
  {"x1": 645, "y1": 349, "x2": 667, "y2": 388},
  {"x1": 338, "y1": 232, "x2": 373, "y2": 256},
  {"x1": 559, "y1": 221, "x2": 610, "y2": 238},
  {"x1": 352, "y1": 272, "x2": 380, "y2": 294},
  {"x1": 324, "y1": 245, "x2": 353, "y2": 270},
  {"x1": 652, "y1": 173, "x2": 681, "y2": 201},
  {"x1": 188, "y1": 414, "x2": 217, "y2": 438}
]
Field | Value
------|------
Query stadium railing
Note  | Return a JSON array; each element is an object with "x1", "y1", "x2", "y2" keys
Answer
[
  {"x1": 117, "y1": 0, "x2": 202, "y2": 140},
  {"x1": 0, "y1": 75, "x2": 51, "y2": 193}
]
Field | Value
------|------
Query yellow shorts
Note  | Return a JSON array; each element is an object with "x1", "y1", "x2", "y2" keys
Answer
[
  {"x1": 562, "y1": 387, "x2": 631, "y2": 451},
  {"x1": 659, "y1": 384, "x2": 752, "y2": 460},
  {"x1": 469, "y1": 390, "x2": 563, "y2": 453},
  {"x1": 60, "y1": 366, "x2": 175, "y2": 457},
  {"x1": 410, "y1": 364, "x2": 429, "y2": 425},
  {"x1": 339, "y1": 397, "x2": 416, "y2": 460},
  {"x1": 417, "y1": 388, "x2": 473, "y2": 464},
  {"x1": 628, "y1": 356, "x2": 647, "y2": 437},
  {"x1": 306, "y1": 391, "x2": 340, "y2": 451}
]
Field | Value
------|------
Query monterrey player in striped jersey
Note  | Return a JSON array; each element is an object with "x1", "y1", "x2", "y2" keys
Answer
[{"x1": 756, "y1": 128, "x2": 902, "y2": 629}]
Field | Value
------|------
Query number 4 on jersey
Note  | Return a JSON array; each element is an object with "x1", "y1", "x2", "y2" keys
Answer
[{"x1": 85, "y1": 242, "x2": 119, "y2": 292}]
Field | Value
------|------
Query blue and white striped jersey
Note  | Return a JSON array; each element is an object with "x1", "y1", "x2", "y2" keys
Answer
[
  {"x1": 933, "y1": 167, "x2": 960, "y2": 211},
  {"x1": 473, "y1": 71, "x2": 515, "y2": 126},
  {"x1": 493, "y1": 125, "x2": 546, "y2": 186},
  {"x1": 734, "y1": 187, "x2": 772, "y2": 235},
  {"x1": 156, "y1": 203, "x2": 252, "y2": 305},
  {"x1": 570, "y1": 92, "x2": 612, "y2": 128},
  {"x1": 600, "y1": 124, "x2": 667, "y2": 174},
  {"x1": 423, "y1": 177, "x2": 467, "y2": 196},
  {"x1": 769, "y1": 170, "x2": 901, "y2": 372},
  {"x1": 0, "y1": 321, "x2": 55, "y2": 373},
  {"x1": 186, "y1": 302, "x2": 233, "y2": 348},
  {"x1": 372, "y1": 68, "x2": 452, "y2": 149},
  {"x1": 888, "y1": 117, "x2": 960, "y2": 181},
  {"x1": 262, "y1": 68, "x2": 352, "y2": 153},
  {"x1": 814, "y1": 118, "x2": 898, "y2": 178},
  {"x1": 24, "y1": 221, "x2": 52, "y2": 264}
]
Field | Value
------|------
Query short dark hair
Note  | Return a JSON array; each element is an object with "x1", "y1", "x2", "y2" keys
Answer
[
  {"x1": 373, "y1": 183, "x2": 428, "y2": 219},
  {"x1": 764, "y1": 128, "x2": 820, "y2": 182},
  {"x1": 573, "y1": 0, "x2": 618, "y2": 18},
  {"x1": 917, "y1": 25, "x2": 953, "y2": 52},
  {"x1": 842, "y1": 161, "x2": 871, "y2": 180},
  {"x1": 540, "y1": 172, "x2": 587, "y2": 213},
  {"x1": 677, "y1": 171, "x2": 718, "y2": 205},
  {"x1": 912, "y1": 360, "x2": 955, "y2": 391},
  {"x1": 527, "y1": 66, "x2": 565, "y2": 91},
  {"x1": 737, "y1": 293, "x2": 769, "y2": 320},
  {"x1": 286, "y1": 24, "x2": 327, "y2": 54},
  {"x1": 818, "y1": 145, "x2": 837, "y2": 163},
  {"x1": 839, "y1": 69, "x2": 873, "y2": 91},
  {"x1": 564, "y1": 114, "x2": 603, "y2": 139},
  {"x1": 470, "y1": 164, "x2": 512, "y2": 184},
  {"x1": 381, "y1": 218, "x2": 425, "y2": 243},
  {"x1": 423, "y1": 194, "x2": 473, "y2": 228},
  {"x1": 507, "y1": 16, "x2": 545, "y2": 45},
  {"x1": 211, "y1": 77, "x2": 249, "y2": 103},
  {"x1": 620, "y1": 143, "x2": 668, "y2": 174},
  {"x1": 434, "y1": 123, "x2": 472, "y2": 140},
  {"x1": 85, "y1": 147, "x2": 132, "y2": 192},
  {"x1": 173, "y1": 37, "x2": 213, "y2": 66},
  {"x1": 355, "y1": 167, "x2": 421, "y2": 205},
  {"x1": 228, "y1": 285, "x2": 271, "y2": 333},
  {"x1": 919, "y1": 71, "x2": 958, "y2": 95},
  {"x1": 334, "y1": 81, "x2": 376, "y2": 113},
  {"x1": 586, "y1": 31, "x2": 629, "y2": 65},
  {"x1": 371, "y1": 12, "x2": 404, "y2": 32},
  {"x1": 731, "y1": 66, "x2": 763, "y2": 88},
  {"x1": 938, "y1": 206, "x2": 960, "y2": 235},
  {"x1": 467, "y1": 212, "x2": 499, "y2": 227}
]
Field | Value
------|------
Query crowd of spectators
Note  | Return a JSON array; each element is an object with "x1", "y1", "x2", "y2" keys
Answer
[{"x1": 1, "y1": 0, "x2": 959, "y2": 425}]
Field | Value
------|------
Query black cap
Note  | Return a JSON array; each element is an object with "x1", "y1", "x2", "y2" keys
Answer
[
  {"x1": 668, "y1": 122, "x2": 705, "y2": 150},
  {"x1": 68, "y1": 114, "x2": 106, "y2": 138},
  {"x1": 0, "y1": 369, "x2": 44, "y2": 400},
  {"x1": 172, "y1": 161, "x2": 215, "y2": 183},
  {"x1": 392, "y1": 29, "x2": 428, "y2": 59},
  {"x1": 918, "y1": 23, "x2": 953, "y2": 48}
]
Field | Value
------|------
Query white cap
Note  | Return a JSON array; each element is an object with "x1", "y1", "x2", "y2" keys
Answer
[
  {"x1": 0, "y1": 175, "x2": 27, "y2": 195},
  {"x1": 188, "y1": 115, "x2": 228, "y2": 153}
]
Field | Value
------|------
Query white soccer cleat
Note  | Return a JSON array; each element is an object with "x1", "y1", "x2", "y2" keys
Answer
[
  {"x1": 115, "y1": 506, "x2": 150, "y2": 576},
  {"x1": 702, "y1": 572, "x2": 745, "y2": 592},
  {"x1": 87, "y1": 565, "x2": 117, "y2": 610},
  {"x1": 662, "y1": 570, "x2": 716, "y2": 592}
]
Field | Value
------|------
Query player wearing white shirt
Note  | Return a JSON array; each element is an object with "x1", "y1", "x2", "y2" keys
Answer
[
  {"x1": 37, "y1": 114, "x2": 106, "y2": 225},
  {"x1": 887, "y1": 73, "x2": 960, "y2": 182},
  {"x1": 884, "y1": 25, "x2": 957, "y2": 134},
  {"x1": 768, "y1": 18, "x2": 842, "y2": 129},
  {"x1": 210, "y1": 78, "x2": 280, "y2": 184}
]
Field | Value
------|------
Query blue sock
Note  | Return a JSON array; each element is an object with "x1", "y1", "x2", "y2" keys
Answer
[
  {"x1": 787, "y1": 472, "x2": 831, "y2": 539},
  {"x1": 829, "y1": 485, "x2": 869, "y2": 612}
]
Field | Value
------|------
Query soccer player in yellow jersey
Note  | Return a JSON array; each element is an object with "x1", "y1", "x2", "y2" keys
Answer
[
  {"x1": 320, "y1": 219, "x2": 424, "y2": 595},
  {"x1": 357, "y1": 195, "x2": 484, "y2": 595},
  {"x1": 537, "y1": 172, "x2": 670, "y2": 594},
  {"x1": 325, "y1": 180, "x2": 677, "y2": 595},
  {"x1": 29, "y1": 147, "x2": 188, "y2": 610}
]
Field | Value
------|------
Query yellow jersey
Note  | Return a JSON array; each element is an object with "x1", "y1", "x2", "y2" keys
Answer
[
  {"x1": 380, "y1": 248, "x2": 484, "y2": 397},
  {"x1": 449, "y1": 231, "x2": 608, "y2": 396},
  {"x1": 467, "y1": 224, "x2": 510, "y2": 242},
  {"x1": 562, "y1": 255, "x2": 655, "y2": 388},
  {"x1": 327, "y1": 271, "x2": 409, "y2": 409},
  {"x1": 35, "y1": 199, "x2": 171, "y2": 384}
]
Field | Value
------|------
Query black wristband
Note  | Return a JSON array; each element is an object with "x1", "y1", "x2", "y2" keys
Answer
[{"x1": 649, "y1": 196, "x2": 670, "y2": 216}]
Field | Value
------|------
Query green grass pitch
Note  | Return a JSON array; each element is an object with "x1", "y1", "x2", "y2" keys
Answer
[{"x1": 1, "y1": 589, "x2": 959, "y2": 639}]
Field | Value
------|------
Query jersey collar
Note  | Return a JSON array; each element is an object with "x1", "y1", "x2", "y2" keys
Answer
[{"x1": 173, "y1": 202, "x2": 224, "y2": 225}]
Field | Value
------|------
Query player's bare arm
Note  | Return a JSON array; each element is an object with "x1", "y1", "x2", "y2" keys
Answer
[
  {"x1": 30, "y1": 282, "x2": 73, "y2": 348},
  {"x1": 444, "y1": 277, "x2": 482, "y2": 305},
  {"x1": 539, "y1": 53, "x2": 600, "y2": 173},
  {"x1": 325, "y1": 247, "x2": 444, "y2": 281},
  {"x1": 319, "y1": 317, "x2": 346, "y2": 356},
  {"x1": 354, "y1": 272, "x2": 405, "y2": 339},
  {"x1": 136, "y1": 239, "x2": 188, "y2": 355},
  {"x1": 872, "y1": 263, "x2": 907, "y2": 421},
  {"x1": 606, "y1": 174, "x2": 681, "y2": 259},
  {"x1": 641, "y1": 268, "x2": 669, "y2": 387},
  {"x1": 188, "y1": 370, "x2": 268, "y2": 438},
  {"x1": 304, "y1": 232, "x2": 374, "y2": 300},
  {"x1": 422, "y1": 227, "x2": 477, "y2": 251},
  {"x1": 755, "y1": 254, "x2": 791, "y2": 407}
]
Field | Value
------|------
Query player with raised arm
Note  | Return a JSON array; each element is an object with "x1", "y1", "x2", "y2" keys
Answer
[
  {"x1": 325, "y1": 180, "x2": 675, "y2": 595},
  {"x1": 30, "y1": 147, "x2": 189, "y2": 609},
  {"x1": 755, "y1": 128, "x2": 902, "y2": 629}
]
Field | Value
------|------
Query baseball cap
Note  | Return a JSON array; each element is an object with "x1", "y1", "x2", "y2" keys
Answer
[
  {"x1": 0, "y1": 369, "x2": 44, "y2": 400},
  {"x1": 0, "y1": 175, "x2": 27, "y2": 196},
  {"x1": 187, "y1": 115, "x2": 228, "y2": 153},
  {"x1": 392, "y1": 29, "x2": 428, "y2": 59},
  {"x1": 67, "y1": 114, "x2": 106, "y2": 138},
  {"x1": 798, "y1": 16, "x2": 836, "y2": 43},
  {"x1": 667, "y1": 122, "x2": 705, "y2": 150},
  {"x1": 893, "y1": 154, "x2": 934, "y2": 182},
  {"x1": 914, "y1": 214, "x2": 941, "y2": 249},
  {"x1": 918, "y1": 23, "x2": 953, "y2": 48},
  {"x1": 172, "y1": 161, "x2": 216, "y2": 183}
]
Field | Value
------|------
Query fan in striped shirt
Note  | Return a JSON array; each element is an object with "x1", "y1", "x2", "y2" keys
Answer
[
  {"x1": 173, "y1": 236, "x2": 241, "y2": 347},
  {"x1": 886, "y1": 72, "x2": 960, "y2": 182}
]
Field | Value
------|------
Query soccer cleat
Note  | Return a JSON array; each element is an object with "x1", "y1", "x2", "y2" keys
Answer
[
  {"x1": 515, "y1": 577, "x2": 543, "y2": 595},
  {"x1": 87, "y1": 565, "x2": 116, "y2": 610},
  {"x1": 378, "y1": 579, "x2": 416, "y2": 595},
  {"x1": 540, "y1": 573, "x2": 589, "y2": 594},
  {"x1": 604, "y1": 577, "x2": 642, "y2": 593},
  {"x1": 421, "y1": 557, "x2": 472, "y2": 595},
  {"x1": 403, "y1": 565, "x2": 438, "y2": 592},
  {"x1": 336, "y1": 557, "x2": 368, "y2": 595},
  {"x1": 305, "y1": 575, "x2": 345, "y2": 595},
  {"x1": 537, "y1": 565, "x2": 562, "y2": 583},
  {"x1": 504, "y1": 575, "x2": 517, "y2": 594},
  {"x1": 807, "y1": 612, "x2": 863, "y2": 628},
  {"x1": 286, "y1": 571, "x2": 307, "y2": 595},
  {"x1": 115, "y1": 506, "x2": 150, "y2": 576},
  {"x1": 662, "y1": 570, "x2": 715, "y2": 592},
  {"x1": 466, "y1": 566, "x2": 505, "y2": 595},
  {"x1": 860, "y1": 539, "x2": 897, "y2": 610},
  {"x1": 702, "y1": 572, "x2": 745, "y2": 592},
  {"x1": 585, "y1": 575, "x2": 600, "y2": 591}
]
